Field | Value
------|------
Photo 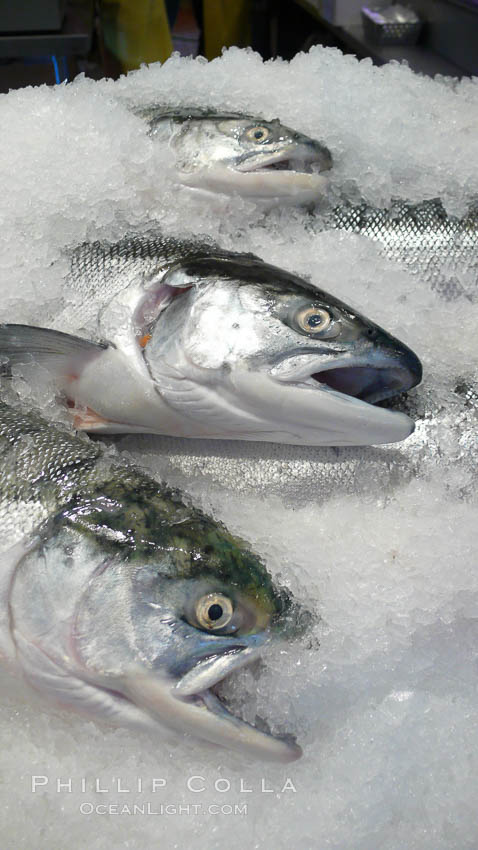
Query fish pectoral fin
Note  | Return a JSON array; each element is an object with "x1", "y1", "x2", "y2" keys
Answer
[
  {"x1": 69, "y1": 404, "x2": 112, "y2": 430},
  {"x1": 0, "y1": 324, "x2": 107, "y2": 381}
]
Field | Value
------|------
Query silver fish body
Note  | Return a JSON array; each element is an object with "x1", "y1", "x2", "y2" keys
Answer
[
  {"x1": 0, "y1": 234, "x2": 421, "y2": 447},
  {"x1": 328, "y1": 199, "x2": 478, "y2": 302},
  {"x1": 134, "y1": 107, "x2": 477, "y2": 299},
  {"x1": 127, "y1": 377, "x2": 477, "y2": 505},
  {"x1": 134, "y1": 105, "x2": 332, "y2": 203},
  {"x1": 0, "y1": 400, "x2": 305, "y2": 761}
]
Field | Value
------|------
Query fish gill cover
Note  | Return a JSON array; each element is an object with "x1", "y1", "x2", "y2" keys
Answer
[{"x1": 0, "y1": 47, "x2": 476, "y2": 850}]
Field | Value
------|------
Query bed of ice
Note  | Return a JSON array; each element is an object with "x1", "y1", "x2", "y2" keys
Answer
[{"x1": 0, "y1": 47, "x2": 477, "y2": 849}]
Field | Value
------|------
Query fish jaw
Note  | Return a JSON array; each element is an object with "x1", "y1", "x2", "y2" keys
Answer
[
  {"x1": 263, "y1": 342, "x2": 421, "y2": 445},
  {"x1": 121, "y1": 634, "x2": 302, "y2": 763},
  {"x1": 224, "y1": 367, "x2": 416, "y2": 447},
  {"x1": 14, "y1": 619, "x2": 301, "y2": 761},
  {"x1": 179, "y1": 164, "x2": 329, "y2": 204},
  {"x1": 144, "y1": 339, "x2": 420, "y2": 446},
  {"x1": 234, "y1": 137, "x2": 333, "y2": 176},
  {"x1": 220, "y1": 320, "x2": 422, "y2": 446},
  {"x1": 177, "y1": 128, "x2": 332, "y2": 202}
]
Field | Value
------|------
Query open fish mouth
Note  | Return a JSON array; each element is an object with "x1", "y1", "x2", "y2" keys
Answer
[
  {"x1": 273, "y1": 353, "x2": 422, "y2": 407},
  {"x1": 175, "y1": 683, "x2": 300, "y2": 760},
  {"x1": 123, "y1": 641, "x2": 301, "y2": 762},
  {"x1": 311, "y1": 363, "x2": 419, "y2": 405},
  {"x1": 258, "y1": 159, "x2": 313, "y2": 173},
  {"x1": 237, "y1": 146, "x2": 332, "y2": 176},
  {"x1": 172, "y1": 643, "x2": 301, "y2": 762},
  {"x1": 179, "y1": 139, "x2": 332, "y2": 200},
  {"x1": 264, "y1": 350, "x2": 422, "y2": 444}
]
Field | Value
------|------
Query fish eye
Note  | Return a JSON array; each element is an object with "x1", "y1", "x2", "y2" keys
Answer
[
  {"x1": 245, "y1": 125, "x2": 270, "y2": 143},
  {"x1": 194, "y1": 593, "x2": 235, "y2": 632},
  {"x1": 295, "y1": 306, "x2": 332, "y2": 335}
]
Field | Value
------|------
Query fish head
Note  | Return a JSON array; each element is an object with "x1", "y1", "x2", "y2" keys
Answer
[
  {"x1": 143, "y1": 255, "x2": 422, "y2": 446},
  {"x1": 144, "y1": 107, "x2": 332, "y2": 203},
  {"x1": 12, "y1": 478, "x2": 305, "y2": 761}
]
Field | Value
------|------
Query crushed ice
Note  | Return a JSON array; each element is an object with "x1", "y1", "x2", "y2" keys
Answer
[{"x1": 0, "y1": 47, "x2": 477, "y2": 849}]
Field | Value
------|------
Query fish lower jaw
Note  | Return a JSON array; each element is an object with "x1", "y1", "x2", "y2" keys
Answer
[
  {"x1": 279, "y1": 374, "x2": 408, "y2": 410},
  {"x1": 263, "y1": 364, "x2": 416, "y2": 445},
  {"x1": 172, "y1": 685, "x2": 302, "y2": 764},
  {"x1": 241, "y1": 160, "x2": 313, "y2": 175},
  {"x1": 168, "y1": 640, "x2": 302, "y2": 762},
  {"x1": 118, "y1": 648, "x2": 302, "y2": 762},
  {"x1": 179, "y1": 166, "x2": 328, "y2": 201}
]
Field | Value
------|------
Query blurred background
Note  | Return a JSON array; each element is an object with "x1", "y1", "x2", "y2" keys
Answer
[{"x1": 0, "y1": 0, "x2": 476, "y2": 93}]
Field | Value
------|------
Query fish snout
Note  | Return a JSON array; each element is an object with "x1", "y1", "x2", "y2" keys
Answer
[
  {"x1": 310, "y1": 139, "x2": 333, "y2": 172},
  {"x1": 398, "y1": 344, "x2": 422, "y2": 392},
  {"x1": 314, "y1": 328, "x2": 422, "y2": 406},
  {"x1": 374, "y1": 328, "x2": 423, "y2": 393},
  {"x1": 293, "y1": 133, "x2": 333, "y2": 173}
]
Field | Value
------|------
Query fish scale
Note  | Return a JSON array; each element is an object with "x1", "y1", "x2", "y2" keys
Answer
[
  {"x1": 328, "y1": 199, "x2": 478, "y2": 301},
  {"x1": 0, "y1": 401, "x2": 100, "y2": 551},
  {"x1": 62, "y1": 234, "x2": 222, "y2": 335},
  {"x1": 123, "y1": 379, "x2": 477, "y2": 504}
]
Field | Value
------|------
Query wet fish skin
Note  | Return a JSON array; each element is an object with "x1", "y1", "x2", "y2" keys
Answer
[
  {"x1": 326, "y1": 198, "x2": 478, "y2": 302},
  {"x1": 123, "y1": 377, "x2": 478, "y2": 506},
  {"x1": 0, "y1": 400, "x2": 304, "y2": 762},
  {"x1": 132, "y1": 104, "x2": 478, "y2": 294},
  {"x1": 0, "y1": 233, "x2": 422, "y2": 447},
  {"x1": 134, "y1": 105, "x2": 332, "y2": 203},
  {"x1": 136, "y1": 108, "x2": 477, "y2": 298},
  {"x1": 134, "y1": 105, "x2": 478, "y2": 295}
]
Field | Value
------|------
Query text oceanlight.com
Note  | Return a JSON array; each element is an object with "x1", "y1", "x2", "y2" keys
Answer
[{"x1": 79, "y1": 802, "x2": 249, "y2": 816}]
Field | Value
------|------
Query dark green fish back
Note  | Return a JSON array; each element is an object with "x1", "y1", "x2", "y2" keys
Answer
[
  {"x1": 0, "y1": 401, "x2": 301, "y2": 633},
  {"x1": 60, "y1": 467, "x2": 292, "y2": 618}
]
